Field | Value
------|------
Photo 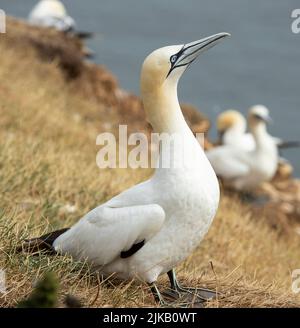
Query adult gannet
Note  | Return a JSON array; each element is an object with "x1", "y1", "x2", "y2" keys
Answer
[
  {"x1": 20, "y1": 33, "x2": 230, "y2": 305},
  {"x1": 217, "y1": 106, "x2": 300, "y2": 152},
  {"x1": 29, "y1": 0, "x2": 91, "y2": 38},
  {"x1": 217, "y1": 109, "x2": 249, "y2": 149},
  {"x1": 207, "y1": 106, "x2": 278, "y2": 191}
]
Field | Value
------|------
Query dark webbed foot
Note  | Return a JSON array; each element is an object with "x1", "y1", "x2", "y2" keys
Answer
[
  {"x1": 166, "y1": 269, "x2": 217, "y2": 306},
  {"x1": 149, "y1": 283, "x2": 179, "y2": 307},
  {"x1": 160, "y1": 288, "x2": 207, "y2": 308},
  {"x1": 149, "y1": 270, "x2": 218, "y2": 308},
  {"x1": 175, "y1": 286, "x2": 217, "y2": 301}
]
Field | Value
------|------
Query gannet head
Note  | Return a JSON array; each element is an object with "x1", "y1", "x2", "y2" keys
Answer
[
  {"x1": 42, "y1": 0, "x2": 67, "y2": 16},
  {"x1": 141, "y1": 33, "x2": 230, "y2": 95},
  {"x1": 248, "y1": 105, "x2": 272, "y2": 128},
  {"x1": 217, "y1": 110, "x2": 246, "y2": 137},
  {"x1": 140, "y1": 33, "x2": 230, "y2": 132}
]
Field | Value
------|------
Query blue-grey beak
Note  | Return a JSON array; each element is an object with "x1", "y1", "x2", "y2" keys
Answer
[{"x1": 167, "y1": 32, "x2": 230, "y2": 78}]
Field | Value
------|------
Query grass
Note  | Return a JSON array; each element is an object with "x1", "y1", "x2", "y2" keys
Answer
[{"x1": 0, "y1": 18, "x2": 300, "y2": 308}]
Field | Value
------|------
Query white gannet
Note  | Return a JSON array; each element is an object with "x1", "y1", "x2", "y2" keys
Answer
[
  {"x1": 217, "y1": 106, "x2": 300, "y2": 152},
  {"x1": 29, "y1": 0, "x2": 92, "y2": 38},
  {"x1": 217, "y1": 109, "x2": 250, "y2": 149},
  {"x1": 207, "y1": 106, "x2": 278, "y2": 191},
  {"x1": 29, "y1": 0, "x2": 75, "y2": 32},
  {"x1": 20, "y1": 33, "x2": 230, "y2": 305}
]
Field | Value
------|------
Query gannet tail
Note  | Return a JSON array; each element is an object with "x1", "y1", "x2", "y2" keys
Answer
[{"x1": 17, "y1": 228, "x2": 69, "y2": 254}]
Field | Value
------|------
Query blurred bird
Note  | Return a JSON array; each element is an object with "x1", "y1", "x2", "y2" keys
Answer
[
  {"x1": 207, "y1": 106, "x2": 278, "y2": 191},
  {"x1": 18, "y1": 32, "x2": 231, "y2": 306},
  {"x1": 217, "y1": 106, "x2": 300, "y2": 152},
  {"x1": 29, "y1": 0, "x2": 92, "y2": 39}
]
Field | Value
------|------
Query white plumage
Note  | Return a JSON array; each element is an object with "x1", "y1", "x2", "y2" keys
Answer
[
  {"x1": 217, "y1": 106, "x2": 282, "y2": 152},
  {"x1": 53, "y1": 33, "x2": 231, "y2": 287},
  {"x1": 207, "y1": 105, "x2": 278, "y2": 190}
]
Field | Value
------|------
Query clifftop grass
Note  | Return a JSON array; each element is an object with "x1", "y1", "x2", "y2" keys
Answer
[{"x1": 0, "y1": 18, "x2": 299, "y2": 307}]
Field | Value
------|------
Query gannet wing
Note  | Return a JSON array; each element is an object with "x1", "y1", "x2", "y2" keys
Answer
[
  {"x1": 206, "y1": 147, "x2": 250, "y2": 179},
  {"x1": 48, "y1": 16, "x2": 76, "y2": 32},
  {"x1": 30, "y1": 16, "x2": 75, "y2": 31},
  {"x1": 272, "y1": 136, "x2": 282, "y2": 145},
  {"x1": 53, "y1": 203, "x2": 165, "y2": 265}
]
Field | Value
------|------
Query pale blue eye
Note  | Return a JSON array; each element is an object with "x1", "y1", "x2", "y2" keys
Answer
[{"x1": 170, "y1": 55, "x2": 177, "y2": 64}]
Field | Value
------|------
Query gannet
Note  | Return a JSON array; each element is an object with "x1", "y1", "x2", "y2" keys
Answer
[
  {"x1": 217, "y1": 106, "x2": 300, "y2": 152},
  {"x1": 217, "y1": 109, "x2": 249, "y2": 149},
  {"x1": 20, "y1": 33, "x2": 230, "y2": 305},
  {"x1": 29, "y1": 0, "x2": 92, "y2": 38},
  {"x1": 207, "y1": 106, "x2": 278, "y2": 191}
]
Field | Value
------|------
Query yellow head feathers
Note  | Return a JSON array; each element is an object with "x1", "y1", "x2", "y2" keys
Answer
[{"x1": 217, "y1": 110, "x2": 246, "y2": 132}]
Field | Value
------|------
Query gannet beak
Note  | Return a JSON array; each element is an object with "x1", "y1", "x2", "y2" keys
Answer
[
  {"x1": 167, "y1": 32, "x2": 230, "y2": 78},
  {"x1": 265, "y1": 115, "x2": 273, "y2": 124}
]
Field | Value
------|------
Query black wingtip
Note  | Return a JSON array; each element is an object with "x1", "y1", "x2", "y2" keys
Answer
[
  {"x1": 17, "y1": 228, "x2": 69, "y2": 255},
  {"x1": 278, "y1": 141, "x2": 300, "y2": 149},
  {"x1": 75, "y1": 31, "x2": 94, "y2": 39},
  {"x1": 120, "y1": 240, "x2": 145, "y2": 259}
]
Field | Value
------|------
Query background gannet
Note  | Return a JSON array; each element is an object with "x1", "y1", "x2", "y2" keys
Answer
[
  {"x1": 20, "y1": 32, "x2": 230, "y2": 305},
  {"x1": 29, "y1": 0, "x2": 92, "y2": 38},
  {"x1": 217, "y1": 106, "x2": 300, "y2": 152},
  {"x1": 217, "y1": 109, "x2": 249, "y2": 149},
  {"x1": 207, "y1": 106, "x2": 278, "y2": 191}
]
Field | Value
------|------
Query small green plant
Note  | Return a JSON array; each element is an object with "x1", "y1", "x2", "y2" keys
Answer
[{"x1": 17, "y1": 272, "x2": 58, "y2": 308}]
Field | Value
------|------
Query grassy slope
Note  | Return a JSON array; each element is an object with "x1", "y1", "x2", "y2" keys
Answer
[{"x1": 0, "y1": 23, "x2": 300, "y2": 308}]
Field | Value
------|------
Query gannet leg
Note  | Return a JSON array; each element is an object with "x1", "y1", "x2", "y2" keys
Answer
[
  {"x1": 148, "y1": 283, "x2": 166, "y2": 305},
  {"x1": 149, "y1": 282, "x2": 191, "y2": 307},
  {"x1": 167, "y1": 269, "x2": 217, "y2": 302}
]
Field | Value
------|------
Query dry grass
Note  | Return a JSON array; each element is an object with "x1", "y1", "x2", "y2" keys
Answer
[{"x1": 0, "y1": 19, "x2": 300, "y2": 308}]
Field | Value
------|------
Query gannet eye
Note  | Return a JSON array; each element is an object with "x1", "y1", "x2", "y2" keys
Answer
[
  {"x1": 253, "y1": 114, "x2": 263, "y2": 121},
  {"x1": 170, "y1": 55, "x2": 177, "y2": 64}
]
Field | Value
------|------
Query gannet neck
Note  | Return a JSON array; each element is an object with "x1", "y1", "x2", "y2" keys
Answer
[
  {"x1": 142, "y1": 81, "x2": 190, "y2": 135},
  {"x1": 224, "y1": 121, "x2": 246, "y2": 140},
  {"x1": 251, "y1": 123, "x2": 270, "y2": 150},
  {"x1": 232, "y1": 119, "x2": 246, "y2": 133}
]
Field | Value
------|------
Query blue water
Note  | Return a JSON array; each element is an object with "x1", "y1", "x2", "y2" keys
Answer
[{"x1": 2, "y1": 0, "x2": 300, "y2": 175}]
